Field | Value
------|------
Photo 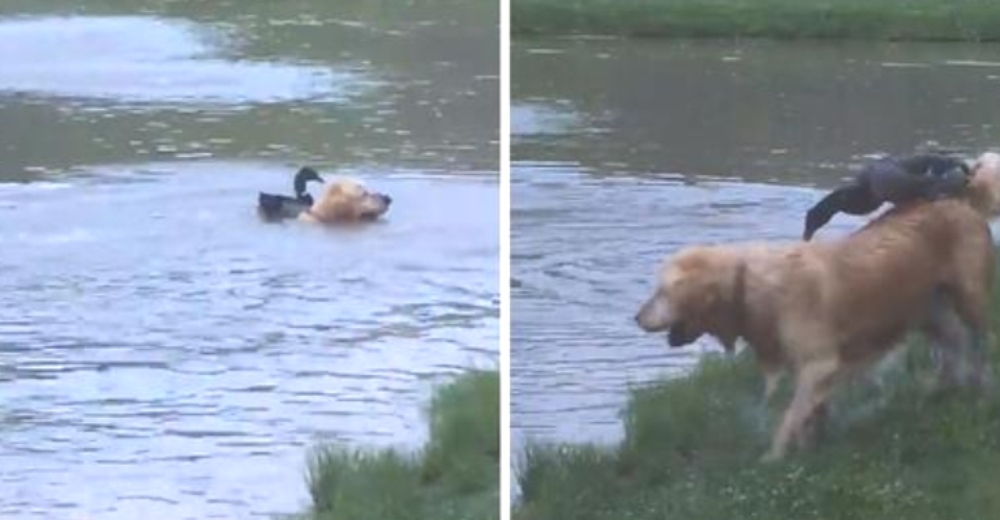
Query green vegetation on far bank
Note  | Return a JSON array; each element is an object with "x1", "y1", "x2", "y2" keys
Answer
[
  {"x1": 293, "y1": 370, "x2": 499, "y2": 520},
  {"x1": 515, "y1": 256, "x2": 1000, "y2": 520},
  {"x1": 512, "y1": 0, "x2": 1000, "y2": 41}
]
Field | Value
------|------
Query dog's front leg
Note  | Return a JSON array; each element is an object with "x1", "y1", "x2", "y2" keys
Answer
[
  {"x1": 967, "y1": 327, "x2": 994, "y2": 389},
  {"x1": 761, "y1": 357, "x2": 839, "y2": 463},
  {"x1": 920, "y1": 292, "x2": 965, "y2": 389},
  {"x1": 756, "y1": 357, "x2": 785, "y2": 408},
  {"x1": 762, "y1": 369, "x2": 782, "y2": 407},
  {"x1": 795, "y1": 402, "x2": 829, "y2": 452}
]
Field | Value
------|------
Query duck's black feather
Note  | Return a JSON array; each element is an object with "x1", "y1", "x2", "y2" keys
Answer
[
  {"x1": 257, "y1": 166, "x2": 323, "y2": 222},
  {"x1": 258, "y1": 192, "x2": 312, "y2": 221},
  {"x1": 802, "y1": 152, "x2": 971, "y2": 240}
]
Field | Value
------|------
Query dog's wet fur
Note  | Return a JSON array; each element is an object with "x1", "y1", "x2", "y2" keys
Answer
[
  {"x1": 298, "y1": 178, "x2": 392, "y2": 224},
  {"x1": 637, "y1": 198, "x2": 995, "y2": 462}
]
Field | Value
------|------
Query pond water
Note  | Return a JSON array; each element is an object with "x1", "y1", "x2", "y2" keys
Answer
[
  {"x1": 0, "y1": 3, "x2": 498, "y2": 519},
  {"x1": 511, "y1": 37, "x2": 1000, "y2": 470}
]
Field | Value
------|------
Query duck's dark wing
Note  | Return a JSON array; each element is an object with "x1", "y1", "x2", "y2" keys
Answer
[
  {"x1": 859, "y1": 158, "x2": 917, "y2": 202},
  {"x1": 896, "y1": 153, "x2": 971, "y2": 199},
  {"x1": 258, "y1": 192, "x2": 310, "y2": 221},
  {"x1": 862, "y1": 154, "x2": 969, "y2": 203},
  {"x1": 898, "y1": 153, "x2": 969, "y2": 178}
]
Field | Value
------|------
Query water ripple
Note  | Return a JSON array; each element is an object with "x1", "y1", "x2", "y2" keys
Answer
[
  {"x1": 0, "y1": 16, "x2": 367, "y2": 106},
  {"x1": 0, "y1": 161, "x2": 497, "y2": 519}
]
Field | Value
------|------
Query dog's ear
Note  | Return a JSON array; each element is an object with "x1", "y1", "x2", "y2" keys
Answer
[
  {"x1": 349, "y1": 183, "x2": 368, "y2": 198},
  {"x1": 701, "y1": 261, "x2": 743, "y2": 312},
  {"x1": 701, "y1": 293, "x2": 716, "y2": 314},
  {"x1": 325, "y1": 190, "x2": 357, "y2": 220},
  {"x1": 328, "y1": 183, "x2": 346, "y2": 196},
  {"x1": 700, "y1": 286, "x2": 719, "y2": 311}
]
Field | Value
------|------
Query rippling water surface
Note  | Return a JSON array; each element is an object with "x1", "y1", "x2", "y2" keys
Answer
[
  {"x1": 0, "y1": 3, "x2": 497, "y2": 518},
  {"x1": 511, "y1": 37, "x2": 1000, "y2": 475}
]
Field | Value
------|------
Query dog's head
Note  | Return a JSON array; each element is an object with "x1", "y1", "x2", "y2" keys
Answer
[
  {"x1": 635, "y1": 246, "x2": 744, "y2": 348},
  {"x1": 966, "y1": 152, "x2": 1000, "y2": 218},
  {"x1": 316, "y1": 179, "x2": 393, "y2": 221}
]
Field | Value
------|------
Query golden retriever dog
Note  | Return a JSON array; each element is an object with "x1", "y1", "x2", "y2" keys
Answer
[
  {"x1": 635, "y1": 198, "x2": 995, "y2": 462},
  {"x1": 298, "y1": 178, "x2": 392, "y2": 225}
]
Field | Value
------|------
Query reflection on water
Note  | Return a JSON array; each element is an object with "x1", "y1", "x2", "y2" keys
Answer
[
  {"x1": 0, "y1": 17, "x2": 359, "y2": 105},
  {"x1": 0, "y1": 2, "x2": 498, "y2": 180},
  {"x1": 0, "y1": 1, "x2": 497, "y2": 519},
  {"x1": 511, "y1": 37, "x2": 1000, "y2": 470},
  {"x1": 513, "y1": 38, "x2": 1000, "y2": 185}
]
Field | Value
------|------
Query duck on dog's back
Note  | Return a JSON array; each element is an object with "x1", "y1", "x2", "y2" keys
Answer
[{"x1": 802, "y1": 152, "x2": 971, "y2": 240}]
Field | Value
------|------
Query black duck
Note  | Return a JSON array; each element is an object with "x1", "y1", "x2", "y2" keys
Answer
[
  {"x1": 258, "y1": 167, "x2": 324, "y2": 221},
  {"x1": 803, "y1": 153, "x2": 970, "y2": 240}
]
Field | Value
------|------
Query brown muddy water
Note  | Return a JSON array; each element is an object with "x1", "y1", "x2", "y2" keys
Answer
[
  {"x1": 0, "y1": 2, "x2": 498, "y2": 519},
  {"x1": 511, "y1": 37, "x2": 1000, "y2": 486}
]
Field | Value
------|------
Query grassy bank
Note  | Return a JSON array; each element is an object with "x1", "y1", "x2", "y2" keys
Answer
[
  {"x1": 515, "y1": 266, "x2": 1000, "y2": 520},
  {"x1": 294, "y1": 370, "x2": 499, "y2": 520},
  {"x1": 512, "y1": 0, "x2": 1000, "y2": 41}
]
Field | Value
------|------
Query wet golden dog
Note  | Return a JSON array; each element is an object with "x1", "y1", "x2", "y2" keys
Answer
[
  {"x1": 298, "y1": 178, "x2": 392, "y2": 225},
  {"x1": 635, "y1": 199, "x2": 994, "y2": 462}
]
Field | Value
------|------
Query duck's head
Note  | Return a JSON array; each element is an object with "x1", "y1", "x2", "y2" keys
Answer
[{"x1": 293, "y1": 166, "x2": 325, "y2": 196}]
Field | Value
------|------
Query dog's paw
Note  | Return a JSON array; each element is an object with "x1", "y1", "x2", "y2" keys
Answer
[{"x1": 759, "y1": 450, "x2": 784, "y2": 464}]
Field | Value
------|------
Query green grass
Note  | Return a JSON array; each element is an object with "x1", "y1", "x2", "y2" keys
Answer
[
  {"x1": 293, "y1": 370, "x2": 499, "y2": 520},
  {"x1": 512, "y1": 0, "x2": 1000, "y2": 41},
  {"x1": 515, "y1": 264, "x2": 1000, "y2": 520}
]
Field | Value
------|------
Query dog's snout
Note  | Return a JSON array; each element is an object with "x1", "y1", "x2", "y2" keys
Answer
[{"x1": 381, "y1": 193, "x2": 393, "y2": 205}]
